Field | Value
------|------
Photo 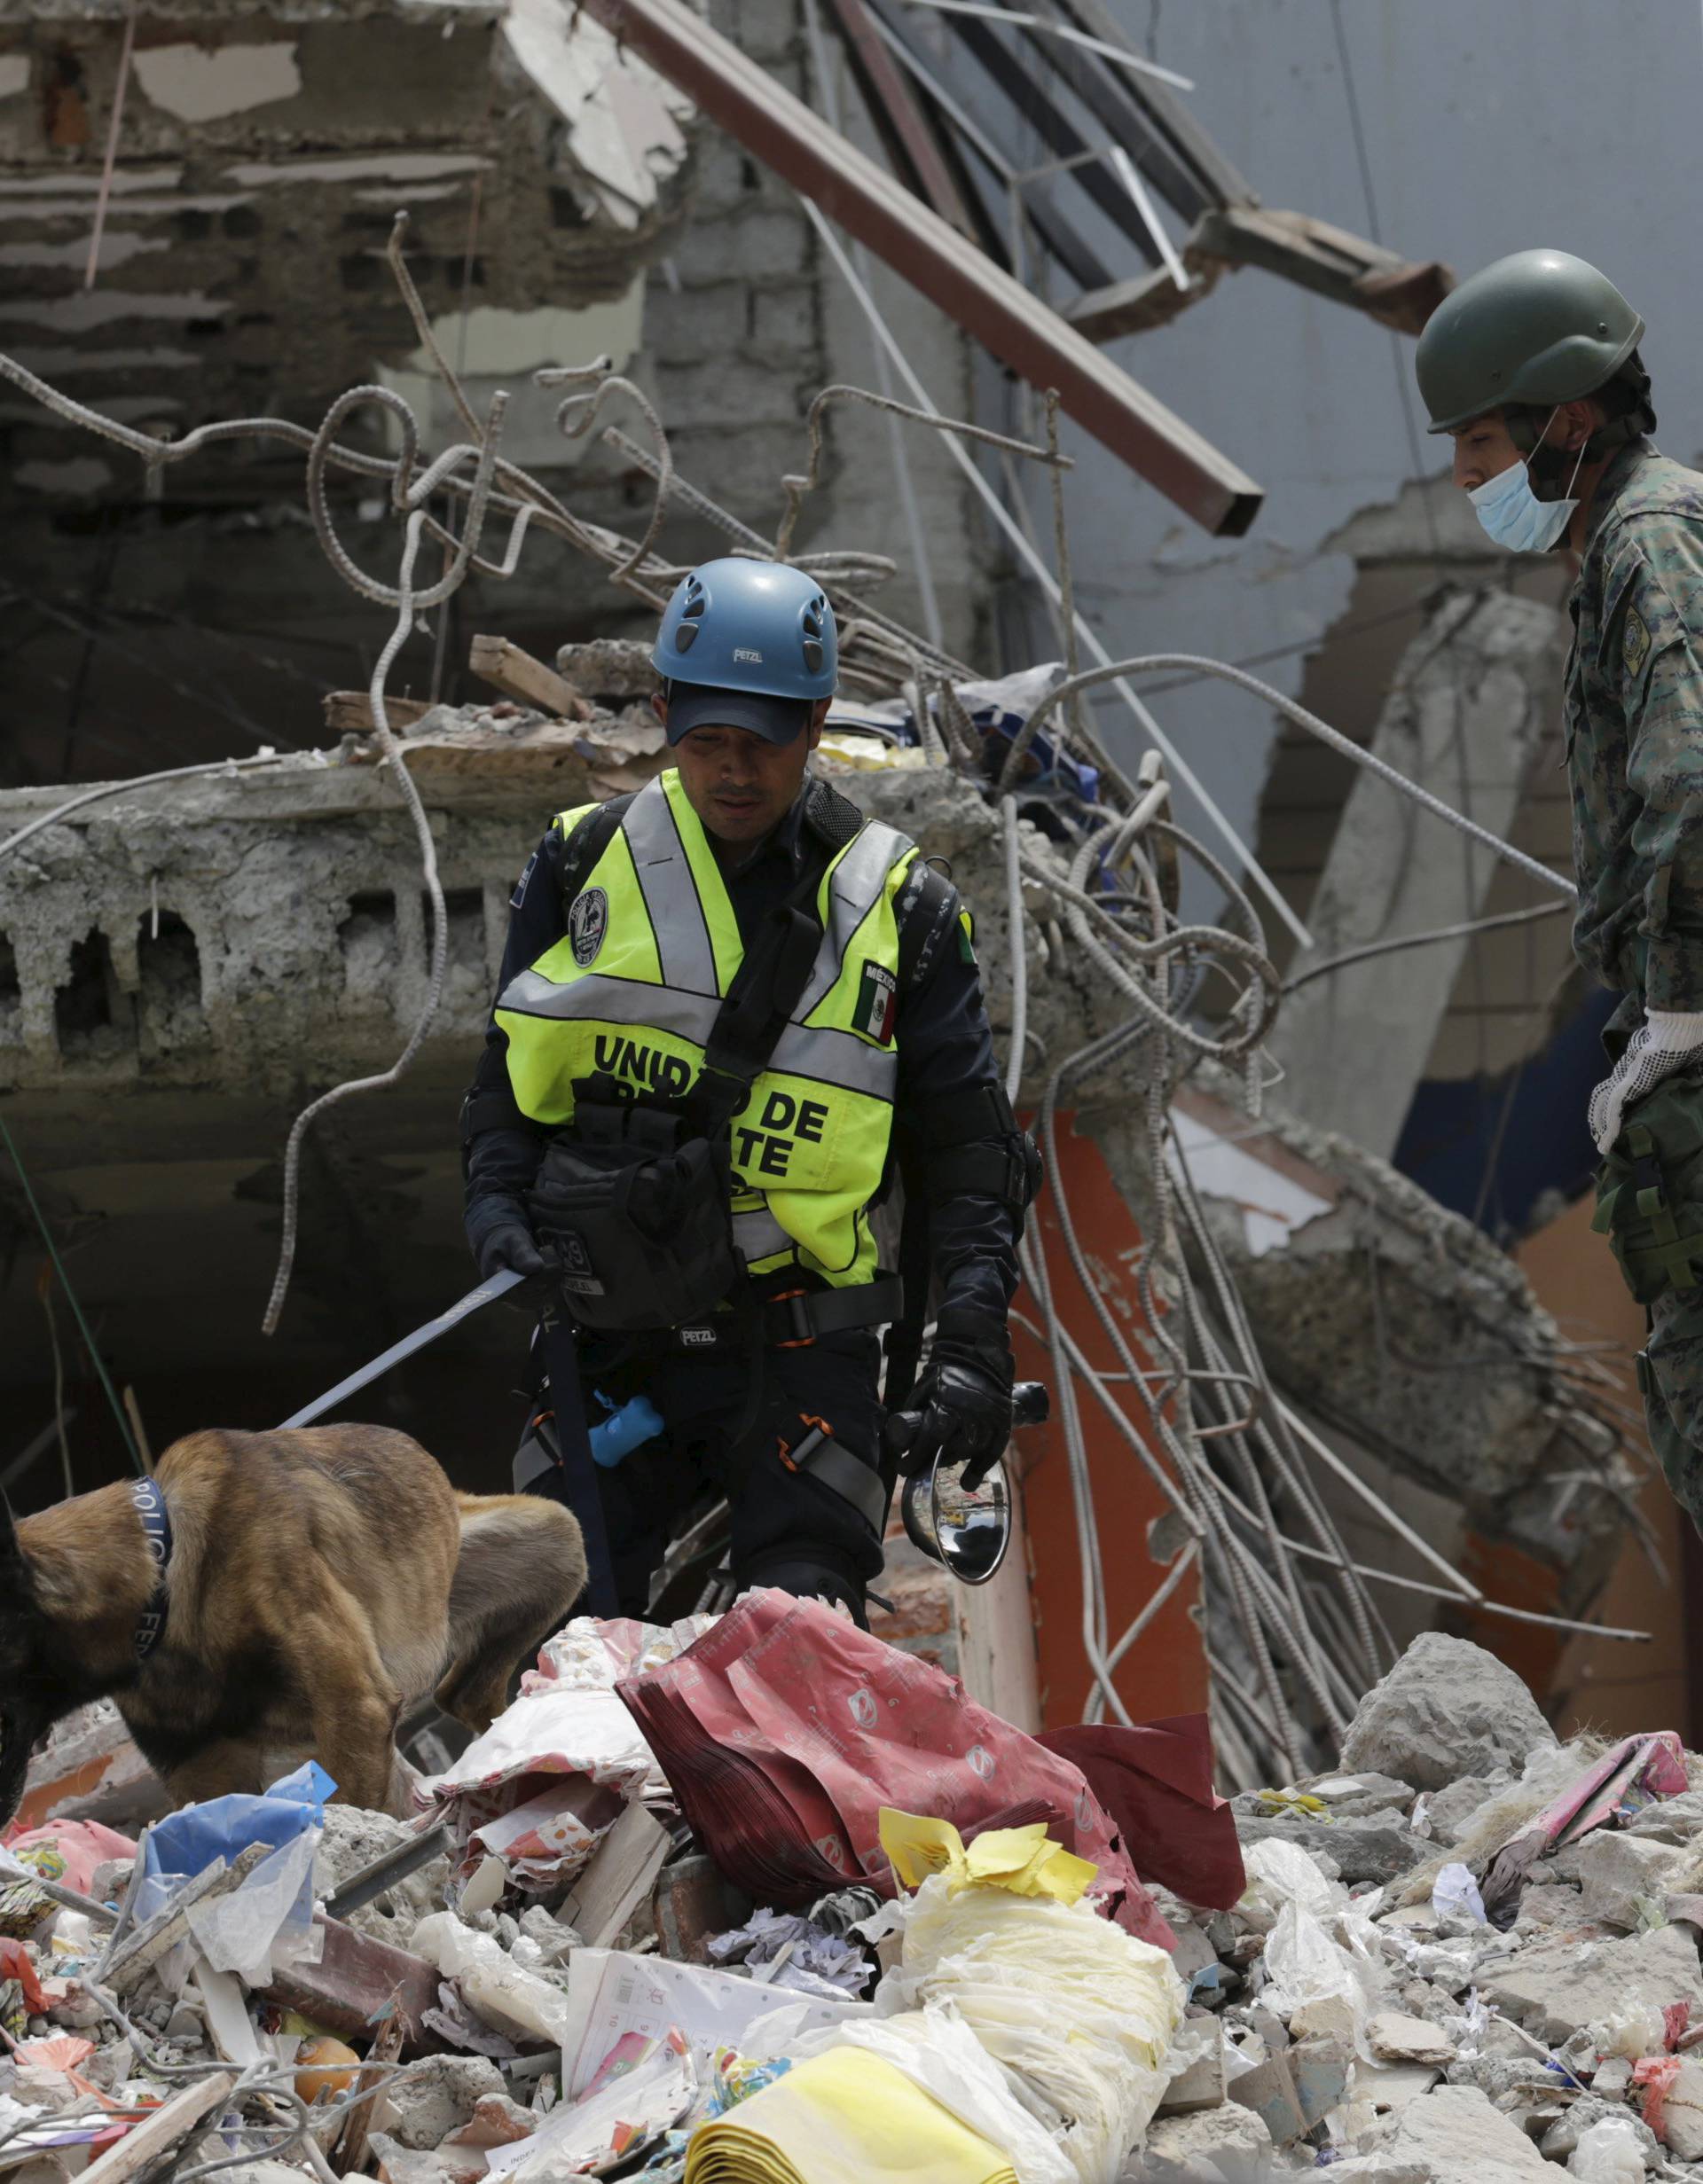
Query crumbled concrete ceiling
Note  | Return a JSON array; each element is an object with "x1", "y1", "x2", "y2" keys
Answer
[{"x1": 0, "y1": 0, "x2": 697, "y2": 476}]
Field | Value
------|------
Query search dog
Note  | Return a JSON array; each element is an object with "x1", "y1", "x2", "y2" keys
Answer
[{"x1": 0, "y1": 1426, "x2": 585, "y2": 1823}]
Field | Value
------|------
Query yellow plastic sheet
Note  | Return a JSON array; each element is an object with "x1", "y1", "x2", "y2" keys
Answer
[
  {"x1": 684, "y1": 2047, "x2": 1018, "y2": 2184},
  {"x1": 878, "y1": 1807, "x2": 1097, "y2": 1905}
]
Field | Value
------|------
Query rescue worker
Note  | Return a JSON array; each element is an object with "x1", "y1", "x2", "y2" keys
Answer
[
  {"x1": 1415, "y1": 247, "x2": 1703, "y2": 1531},
  {"x1": 459, "y1": 558, "x2": 1039, "y2": 1621}
]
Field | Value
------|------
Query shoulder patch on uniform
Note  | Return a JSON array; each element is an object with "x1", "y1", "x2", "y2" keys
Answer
[
  {"x1": 1624, "y1": 605, "x2": 1652, "y2": 678},
  {"x1": 568, "y1": 885, "x2": 608, "y2": 968},
  {"x1": 855, "y1": 959, "x2": 898, "y2": 1044}
]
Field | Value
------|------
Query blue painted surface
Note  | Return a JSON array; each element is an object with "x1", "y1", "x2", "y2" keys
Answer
[{"x1": 1393, "y1": 988, "x2": 1616, "y2": 1241}]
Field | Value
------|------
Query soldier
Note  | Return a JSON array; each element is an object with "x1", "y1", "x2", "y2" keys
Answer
[
  {"x1": 1416, "y1": 247, "x2": 1703, "y2": 1529},
  {"x1": 459, "y1": 559, "x2": 1039, "y2": 1620}
]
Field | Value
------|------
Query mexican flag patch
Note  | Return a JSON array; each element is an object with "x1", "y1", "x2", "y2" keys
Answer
[{"x1": 855, "y1": 959, "x2": 898, "y2": 1044}]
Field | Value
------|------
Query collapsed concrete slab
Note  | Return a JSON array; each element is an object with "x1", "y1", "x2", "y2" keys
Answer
[
  {"x1": 1123, "y1": 1076, "x2": 1636, "y2": 1608},
  {"x1": 1338, "y1": 1632, "x2": 1557, "y2": 1792}
]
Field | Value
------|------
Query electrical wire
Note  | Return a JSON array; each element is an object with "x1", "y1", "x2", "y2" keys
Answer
[{"x1": 0, "y1": 203, "x2": 1640, "y2": 1782}]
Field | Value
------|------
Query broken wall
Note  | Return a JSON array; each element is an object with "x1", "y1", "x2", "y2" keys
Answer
[
  {"x1": 1005, "y1": 1, "x2": 1703, "y2": 1137},
  {"x1": 0, "y1": 0, "x2": 990, "y2": 783}
]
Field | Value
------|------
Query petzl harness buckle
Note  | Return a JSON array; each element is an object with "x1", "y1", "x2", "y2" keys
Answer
[
  {"x1": 778, "y1": 1418, "x2": 889, "y2": 1534},
  {"x1": 759, "y1": 1273, "x2": 905, "y2": 1348}
]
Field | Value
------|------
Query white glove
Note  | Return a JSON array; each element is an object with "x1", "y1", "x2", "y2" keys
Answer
[{"x1": 1588, "y1": 1011, "x2": 1703, "y2": 1156}]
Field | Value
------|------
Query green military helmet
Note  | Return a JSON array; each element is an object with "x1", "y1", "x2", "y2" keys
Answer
[{"x1": 1416, "y1": 249, "x2": 1644, "y2": 434}]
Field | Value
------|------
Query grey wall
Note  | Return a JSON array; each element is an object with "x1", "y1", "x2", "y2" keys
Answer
[{"x1": 1008, "y1": 0, "x2": 1703, "y2": 896}]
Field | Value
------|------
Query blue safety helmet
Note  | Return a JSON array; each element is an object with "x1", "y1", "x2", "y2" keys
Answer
[{"x1": 651, "y1": 557, "x2": 837, "y2": 747}]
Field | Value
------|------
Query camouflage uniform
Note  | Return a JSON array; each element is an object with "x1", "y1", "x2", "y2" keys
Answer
[{"x1": 1572, "y1": 439, "x2": 1703, "y2": 1524}]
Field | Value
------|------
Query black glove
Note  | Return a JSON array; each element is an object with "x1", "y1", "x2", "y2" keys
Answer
[
  {"x1": 883, "y1": 1304, "x2": 1015, "y2": 1492},
  {"x1": 466, "y1": 1192, "x2": 546, "y2": 1281}
]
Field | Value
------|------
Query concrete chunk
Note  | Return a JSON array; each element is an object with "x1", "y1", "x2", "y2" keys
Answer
[
  {"x1": 1381, "y1": 2083, "x2": 1550, "y2": 2180},
  {"x1": 1660, "y1": 2057, "x2": 1703, "y2": 2161},
  {"x1": 1157, "y1": 2021, "x2": 1227, "y2": 2116},
  {"x1": 1479, "y1": 1922, "x2": 1703, "y2": 2044},
  {"x1": 1289, "y1": 1993, "x2": 1356, "y2": 2045},
  {"x1": 1130, "y1": 2103, "x2": 1273, "y2": 2181},
  {"x1": 1572, "y1": 1830, "x2": 1686, "y2": 1930},
  {"x1": 1228, "y1": 2037, "x2": 1349, "y2": 2146},
  {"x1": 1419, "y1": 1773, "x2": 1505, "y2": 1845},
  {"x1": 1366, "y1": 2010, "x2": 1456, "y2": 2065},
  {"x1": 1624, "y1": 1789, "x2": 1703, "y2": 1846},
  {"x1": 382, "y1": 2055, "x2": 506, "y2": 2152},
  {"x1": 1338, "y1": 1633, "x2": 1556, "y2": 1792},
  {"x1": 1235, "y1": 1812, "x2": 1429, "y2": 1886}
]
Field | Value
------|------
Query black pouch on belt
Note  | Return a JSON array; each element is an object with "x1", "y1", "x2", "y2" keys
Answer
[
  {"x1": 1592, "y1": 1070, "x2": 1703, "y2": 1305},
  {"x1": 530, "y1": 1103, "x2": 740, "y2": 1331},
  {"x1": 529, "y1": 862, "x2": 831, "y2": 1335}
]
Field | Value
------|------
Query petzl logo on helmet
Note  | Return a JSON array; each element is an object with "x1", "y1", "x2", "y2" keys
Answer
[
  {"x1": 847, "y1": 1687, "x2": 878, "y2": 1729},
  {"x1": 733, "y1": 646, "x2": 763, "y2": 664},
  {"x1": 569, "y1": 887, "x2": 608, "y2": 968}
]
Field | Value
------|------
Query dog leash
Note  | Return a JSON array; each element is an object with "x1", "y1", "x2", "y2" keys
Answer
[
  {"x1": 278, "y1": 1266, "x2": 621, "y2": 1616},
  {"x1": 277, "y1": 1267, "x2": 527, "y2": 1429}
]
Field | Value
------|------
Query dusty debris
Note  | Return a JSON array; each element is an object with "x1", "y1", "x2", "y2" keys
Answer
[
  {"x1": 1129, "y1": 2102, "x2": 1272, "y2": 2180},
  {"x1": 380, "y1": 2054, "x2": 507, "y2": 2151},
  {"x1": 1338, "y1": 1631, "x2": 1558, "y2": 1792},
  {"x1": 1371, "y1": 2081, "x2": 1551, "y2": 2180},
  {"x1": 314, "y1": 1804, "x2": 452, "y2": 1950},
  {"x1": 7, "y1": 1619, "x2": 1703, "y2": 2180}
]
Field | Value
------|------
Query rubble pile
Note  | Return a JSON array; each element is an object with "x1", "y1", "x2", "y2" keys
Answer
[{"x1": 7, "y1": 1615, "x2": 1703, "y2": 2180}]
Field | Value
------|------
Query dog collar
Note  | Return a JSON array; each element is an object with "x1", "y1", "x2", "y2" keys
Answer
[{"x1": 129, "y1": 1477, "x2": 172, "y2": 1663}]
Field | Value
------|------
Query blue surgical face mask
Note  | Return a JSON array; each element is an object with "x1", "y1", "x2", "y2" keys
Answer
[{"x1": 1468, "y1": 408, "x2": 1589, "y2": 552}]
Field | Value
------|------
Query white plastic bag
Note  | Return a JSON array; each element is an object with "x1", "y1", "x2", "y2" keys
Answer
[
  {"x1": 1591, "y1": 2000, "x2": 1668, "y2": 2062},
  {"x1": 1432, "y1": 1861, "x2": 1488, "y2": 1926},
  {"x1": 873, "y1": 1878, "x2": 1183, "y2": 2183},
  {"x1": 783, "y1": 2008, "x2": 1076, "y2": 2184},
  {"x1": 1260, "y1": 1900, "x2": 1358, "y2": 2018},
  {"x1": 410, "y1": 1910, "x2": 574, "y2": 2047},
  {"x1": 184, "y1": 1828, "x2": 322, "y2": 1987},
  {"x1": 1568, "y1": 2114, "x2": 1647, "y2": 2181},
  {"x1": 1237, "y1": 1838, "x2": 1343, "y2": 1933}
]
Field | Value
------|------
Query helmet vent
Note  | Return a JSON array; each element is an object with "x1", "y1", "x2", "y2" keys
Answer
[
  {"x1": 803, "y1": 639, "x2": 823, "y2": 673},
  {"x1": 674, "y1": 622, "x2": 698, "y2": 653}
]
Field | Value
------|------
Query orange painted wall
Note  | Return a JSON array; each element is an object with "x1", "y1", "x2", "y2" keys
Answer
[
  {"x1": 1514, "y1": 1192, "x2": 1692, "y2": 1740},
  {"x1": 1012, "y1": 1112, "x2": 1209, "y2": 1729}
]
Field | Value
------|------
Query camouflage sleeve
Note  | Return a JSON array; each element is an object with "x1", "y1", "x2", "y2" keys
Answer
[{"x1": 1615, "y1": 521, "x2": 1703, "y2": 1013}]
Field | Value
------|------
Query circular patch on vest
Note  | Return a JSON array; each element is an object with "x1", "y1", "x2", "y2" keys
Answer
[{"x1": 569, "y1": 886, "x2": 608, "y2": 968}]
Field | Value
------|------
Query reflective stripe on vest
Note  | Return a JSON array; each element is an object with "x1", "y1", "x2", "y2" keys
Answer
[{"x1": 495, "y1": 771, "x2": 915, "y2": 1288}]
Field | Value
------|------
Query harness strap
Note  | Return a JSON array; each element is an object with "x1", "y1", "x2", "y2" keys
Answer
[
  {"x1": 663, "y1": 1272, "x2": 903, "y2": 1353},
  {"x1": 762, "y1": 1272, "x2": 904, "y2": 1346},
  {"x1": 130, "y1": 1477, "x2": 172, "y2": 1663},
  {"x1": 779, "y1": 1420, "x2": 888, "y2": 1534}
]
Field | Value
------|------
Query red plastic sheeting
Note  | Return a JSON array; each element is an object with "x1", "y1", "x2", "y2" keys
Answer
[
  {"x1": 1038, "y1": 1715, "x2": 1246, "y2": 1912},
  {"x1": 617, "y1": 1590, "x2": 1175, "y2": 1948}
]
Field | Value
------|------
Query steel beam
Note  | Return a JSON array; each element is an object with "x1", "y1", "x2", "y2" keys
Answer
[
  {"x1": 823, "y1": 0, "x2": 979, "y2": 243},
  {"x1": 577, "y1": 0, "x2": 1263, "y2": 535},
  {"x1": 1045, "y1": 0, "x2": 1256, "y2": 210}
]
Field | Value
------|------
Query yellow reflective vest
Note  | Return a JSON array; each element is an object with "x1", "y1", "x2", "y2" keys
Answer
[{"x1": 494, "y1": 770, "x2": 919, "y2": 1289}]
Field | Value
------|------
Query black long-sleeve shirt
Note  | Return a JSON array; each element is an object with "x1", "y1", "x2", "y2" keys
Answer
[{"x1": 463, "y1": 780, "x2": 1020, "y2": 1319}]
